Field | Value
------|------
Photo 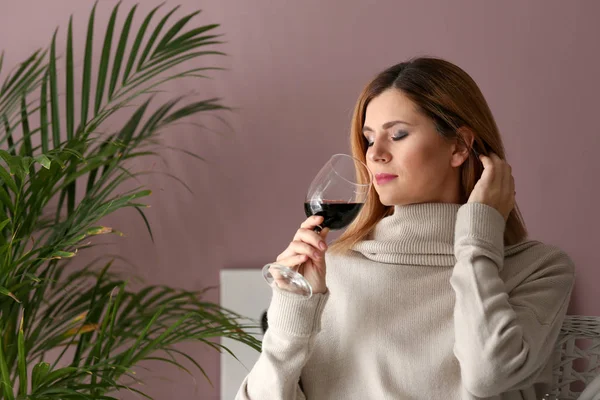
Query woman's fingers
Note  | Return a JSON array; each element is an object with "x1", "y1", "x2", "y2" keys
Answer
[
  {"x1": 268, "y1": 255, "x2": 308, "y2": 293},
  {"x1": 271, "y1": 254, "x2": 308, "y2": 270},
  {"x1": 300, "y1": 215, "x2": 325, "y2": 230},
  {"x1": 294, "y1": 228, "x2": 328, "y2": 251}
]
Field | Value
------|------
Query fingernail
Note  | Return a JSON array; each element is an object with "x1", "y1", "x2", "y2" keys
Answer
[
  {"x1": 313, "y1": 251, "x2": 321, "y2": 259},
  {"x1": 319, "y1": 241, "x2": 327, "y2": 250}
]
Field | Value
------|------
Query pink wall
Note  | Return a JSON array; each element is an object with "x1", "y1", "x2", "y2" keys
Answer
[{"x1": 2, "y1": 0, "x2": 599, "y2": 398}]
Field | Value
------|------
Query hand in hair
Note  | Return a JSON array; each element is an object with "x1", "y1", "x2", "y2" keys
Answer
[{"x1": 467, "y1": 152, "x2": 516, "y2": 221}]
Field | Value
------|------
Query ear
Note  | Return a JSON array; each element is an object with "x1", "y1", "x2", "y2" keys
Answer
[{"x1": 450, "y1": 127, "x2": 475, "y2": 168}]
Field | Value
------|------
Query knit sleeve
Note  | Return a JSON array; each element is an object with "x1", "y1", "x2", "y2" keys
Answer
[
  {"x1": 235, "y1": 286, "x2": 328, "y2": 400},
  {"x1": 450, "y1": 203, "x2": 575, "y2": 398}
]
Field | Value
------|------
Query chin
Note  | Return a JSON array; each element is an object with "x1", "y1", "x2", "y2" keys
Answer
[
  {"x1": 377, "y1": 195, "x2": 403, "y2": 207},
  {"x1": 377, "y1": 193, "x2": 421, "y2": 207}
]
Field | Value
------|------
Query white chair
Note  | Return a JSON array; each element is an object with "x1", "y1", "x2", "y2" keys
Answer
[{"x1": 550, "y1": 315, "x2": 600, "y2": 399}]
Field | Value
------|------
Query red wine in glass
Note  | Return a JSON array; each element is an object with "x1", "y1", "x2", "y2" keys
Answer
[
  {"x1": 303, "y1": 201, "x2": 364, "y2": 231},
  {"x1": 263, "y1": 154, "x2": 372, "y2": 298}
]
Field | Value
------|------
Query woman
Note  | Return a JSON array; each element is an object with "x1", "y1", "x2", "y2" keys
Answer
[{"x1": 236, "y1": 57, "x2": 575, "y2": 399}]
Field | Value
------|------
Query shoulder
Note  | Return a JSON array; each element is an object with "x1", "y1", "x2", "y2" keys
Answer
[
  {"x1": 324, "y1": 249, "x2": 367, "y2": 265},
  {"x1": 504, "y1": 239, "x2": 575, "y2": 282}
]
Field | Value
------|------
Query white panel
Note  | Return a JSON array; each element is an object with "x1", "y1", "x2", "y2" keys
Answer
[{"x1": 220, "y1": 268, "x2": 272, "y2": 399}]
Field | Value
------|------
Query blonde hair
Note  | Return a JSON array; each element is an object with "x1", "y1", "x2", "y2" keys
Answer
[{"x1": 329, "y1": 57, "x2": 528, "y2": 253}]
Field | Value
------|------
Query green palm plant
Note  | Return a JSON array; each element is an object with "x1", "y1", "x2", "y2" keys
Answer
[{"x1": 0, "y1": 3, "x2": 260, "y2": 399}]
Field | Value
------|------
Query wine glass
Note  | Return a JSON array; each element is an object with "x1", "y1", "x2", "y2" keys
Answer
[{"x1": 262, "y1": 154, "x2": 372, "y2": 298}]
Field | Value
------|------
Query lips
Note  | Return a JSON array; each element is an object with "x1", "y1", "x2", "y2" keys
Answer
[{"x1": 375, "y1": 173, "x2": 398, "y2": 185}]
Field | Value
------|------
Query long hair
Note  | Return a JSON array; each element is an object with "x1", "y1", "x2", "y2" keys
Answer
[{"x1": 329, "y1": 57, "x2": 528, "y2": 253}]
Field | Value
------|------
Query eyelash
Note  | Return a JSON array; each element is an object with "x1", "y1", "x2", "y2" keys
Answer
[{"x1": 366, "y1": 131, "x2": 409, "y2": 147}]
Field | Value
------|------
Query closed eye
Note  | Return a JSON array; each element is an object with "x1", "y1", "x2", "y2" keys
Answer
[
  {"x1": 365, "y1": 131, "x2": 409, "y2": 147},
  {"x1": 392, "y1": 131, "x2": 409, "y2": 140}
]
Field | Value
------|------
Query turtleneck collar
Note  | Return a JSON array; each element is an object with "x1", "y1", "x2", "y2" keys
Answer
[{"x1": 352, "y1": 203, "x2": 462, "y2": 266}]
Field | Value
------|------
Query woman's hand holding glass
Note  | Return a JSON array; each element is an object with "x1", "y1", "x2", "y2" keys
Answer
[{"x1": 271, "y1": 216, "x2": 330, "y2": 295}]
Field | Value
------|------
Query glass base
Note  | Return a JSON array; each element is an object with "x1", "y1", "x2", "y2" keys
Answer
[{"x1": 262, "y1": 263, "x2": 313, "y2": 298}]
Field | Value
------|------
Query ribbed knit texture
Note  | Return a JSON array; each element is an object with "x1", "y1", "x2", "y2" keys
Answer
[{"x1": 237, "y1": 203, "x2": 575, "y2": 400}]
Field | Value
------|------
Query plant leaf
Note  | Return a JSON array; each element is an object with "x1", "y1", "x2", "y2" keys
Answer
[
  {"x1": 40, "y1": 71, "x2": 49, "y2": 152},
  {"x1": 0, "y1": 285, "x2": 20, "y2": 302},
  {"x1": 49, "y1": 250, "x2": 77, "y2": 259},
  {"x1": 0, "y1": 163, "x2": 17, "y2": 193},
  {"x1": 0, "y1": 339, "x2": 15, "y2": 400},
  {"x1": 122, "y1": 4, "x2": 161, "y2": 84},
  {"x1": 35, "y1": 154, "x2": 52, "y2": 169},
  {"x1": 136, "y1": 5, "x2": 181, "y2": 71},
  {"x1": 134, "y1": 206, "x2": 153, "y2": 242},
  {"x1": 17, "y1": 310, "x2": 27, "y2": 396},
  {"x1": 94, "y1": 1, "x2": 120, "y2": 114},
  {"x1": 31, "y1": 362, "x2": 50, "y2": 391},
  {"x1": 153, "y1": 10, "x2": 201, "y2": 55},
  {"x1": 108, "y1": 4, "x2": 137, "y2": 99},
  {"x1": 20, "y1": 96, "x2": 33, "y2": 157},
  {"x1": 79, "y1": 2, "x2": 96, "y2": 130},
  {"x1": 49, "y1": 29, "x2": 61, "y2": 148},
  {"x1": 66, "y1": 16, "x2": 75, "y2": 139}
]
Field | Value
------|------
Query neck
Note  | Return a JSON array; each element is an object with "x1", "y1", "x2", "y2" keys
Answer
[{"x1": 353, "y1": 202, "x2": 462, "y2": 266}]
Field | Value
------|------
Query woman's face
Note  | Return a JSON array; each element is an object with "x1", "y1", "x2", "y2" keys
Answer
[{"x1": 363, "y1": 89, "x2": 467, "y2": 206}]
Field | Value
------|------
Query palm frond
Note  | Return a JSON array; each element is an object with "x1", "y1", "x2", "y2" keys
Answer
[{"x1": 0, "y1": 3, "x2": 258, "y2": 399}]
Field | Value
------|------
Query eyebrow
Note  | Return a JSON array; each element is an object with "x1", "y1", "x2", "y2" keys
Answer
[{"x1": 362, "y1": 120, "x2": 413, "y2": 133}]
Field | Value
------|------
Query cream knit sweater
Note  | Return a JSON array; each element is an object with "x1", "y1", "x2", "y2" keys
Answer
[{"x1": 236, "y1": 203, "x2": 575, "y2": 399}]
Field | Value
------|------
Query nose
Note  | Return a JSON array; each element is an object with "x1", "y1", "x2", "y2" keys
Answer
[{"x1": 368, "y1": 141, "x2": 391, "y2": 163}]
